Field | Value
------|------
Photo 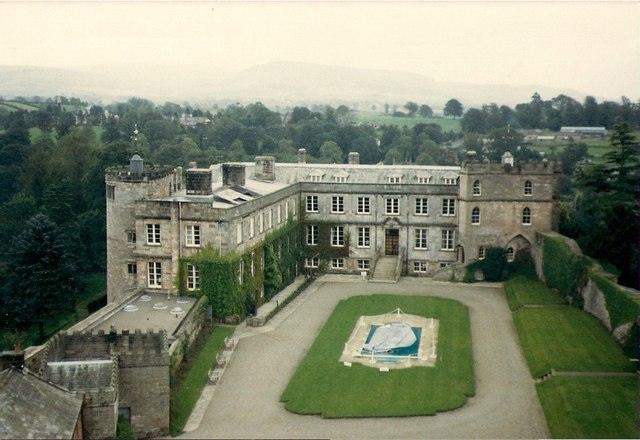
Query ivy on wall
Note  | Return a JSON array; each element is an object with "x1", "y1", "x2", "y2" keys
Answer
[
  {"x1": 542, "y1": 236, "x2": 589, "y2": 305},
  {"x1": 589, "y1": 271, "x2": 640, "y2": 330},
  {"x1": 178, "y1": 220, "x2": 302, "y2": 320},
  {"x1": 301, "y1": 222, "x2": 350, "y2": 276}
]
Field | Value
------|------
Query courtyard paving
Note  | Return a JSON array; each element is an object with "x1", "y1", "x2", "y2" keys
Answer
[{"x1": 184, "y1": 276, "x2": 549, "y2": 439}]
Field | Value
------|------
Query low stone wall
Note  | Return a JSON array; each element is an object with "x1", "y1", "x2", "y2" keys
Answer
[
  {"x1": 534, "y1": 231, "x2": 640, "y2": 348},
  {"x1": 168, "y1": 295, "x2": 208, "y2": 373},
  {"x1": 246, "y1": 276, "x2": 307, "y2": 327}
]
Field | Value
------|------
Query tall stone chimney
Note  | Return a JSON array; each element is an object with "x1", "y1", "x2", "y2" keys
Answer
[
  {"x1": 297, "y1": 148, "x2": 306, "y2": 164},
  {"x1": 348, "y1": 152, "x2": 360, "y2": 165},
  {"x1": 222, "y1": 164, "x2": 246, "y2": 187},
  {"x1": 129, "y1": 154, "x2": 144, "y2": 177},
  {"x1": 254, "y1": 156, "x2": 275, "y2": 181}
]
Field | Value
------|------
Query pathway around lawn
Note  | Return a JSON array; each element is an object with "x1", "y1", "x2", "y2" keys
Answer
[{"x1": 185, "y1": 277, "x2": 549, "y2": 439}]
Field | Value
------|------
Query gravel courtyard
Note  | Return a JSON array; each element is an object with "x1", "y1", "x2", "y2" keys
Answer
[{"x1": 185, "y1": 276, "x2": 549, "y2": 439}]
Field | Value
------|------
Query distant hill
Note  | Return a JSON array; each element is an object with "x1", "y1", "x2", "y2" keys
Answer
[{"x1": 0, "y1": 62, "x2": 594, "y2": 108}]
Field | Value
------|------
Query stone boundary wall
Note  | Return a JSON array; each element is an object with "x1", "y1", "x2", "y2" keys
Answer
[
  {"x1": 168, "y1": 295, "x2": 208, "y2": 373},
  {"x1": 534, "y1": 231, "x2": 640, "y2": 346},
  {"x1": 246, "y1": 276, "x2": 308, "y2": 326}
]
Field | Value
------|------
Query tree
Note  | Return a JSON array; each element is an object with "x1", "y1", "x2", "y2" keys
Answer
[
  {"x1": 2, "y1": 214, "x2": 79, "y2": 338},
  {"x1": 404, "y1": 102, "x2": 419, "y2": 117},
  {"x1": 460, "y1": 108, "x2": 488, "y2": 133},
  {"x1": 418, "y1": 104, "x2": 433, "y2": 118},
  {"x1": 559, "y1": 140, "x2": 589, "y2": 176},
  {"x1": 570, "y1": 123, "x2": 640, "y2": 288},
  {"x1": 319, "y1": 141, "x2": 344, "y2": 163},
  {"x1": 56, "y1": 112, "x2": 76, "y2": 137},
  {"x1": 444, "y1": 99, "x2": 463, "y2": 118}
]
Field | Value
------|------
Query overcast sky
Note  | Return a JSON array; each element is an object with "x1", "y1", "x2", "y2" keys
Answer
[{"x1": 0, "y1": 1, "x2": 638, "y2": 99}]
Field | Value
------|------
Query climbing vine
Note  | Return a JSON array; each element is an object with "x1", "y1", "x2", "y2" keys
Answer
[{"x1": 178, "y1": 220, "x2": 302, "y2": 320}]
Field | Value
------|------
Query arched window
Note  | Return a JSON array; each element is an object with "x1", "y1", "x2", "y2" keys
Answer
[
  {"x1": 524, "y1": 180, "x2": 533, "y2": 196},
  {"x1": 472, "y1": 180, "x2": 481, "y2": 196},
  {"x1": 506, "y1": 247, "x2": 515, "y2": 262},
  {"x1": 522, "y1": 207, "x2": 532, "y2": 225},
  {"x1": 471, "y1": 207, "x2": 480, "y2": 225}
]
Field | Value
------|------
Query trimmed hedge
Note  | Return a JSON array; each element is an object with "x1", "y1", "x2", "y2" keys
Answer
[
  {"x1": 179, "y1": 220, "x2": 302, "y2": 320},
  {"x1": 589, "y1": 271, "x2": 640, "y2": 329},
  {"x1": 542, "y1": 236, "x2": 589, "y2": 305}
]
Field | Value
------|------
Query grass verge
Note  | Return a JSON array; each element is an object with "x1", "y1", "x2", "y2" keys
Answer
[
  {"x1": 536, "y1": 375, "x2": 638, "y2": 439},
  {"x1": 280, "y1": 294, "x2": 474, "y2": 417},
  {"x1": 504, "y1": 276, "x2": 565, "y2": 310},
  {"x1": 513, "y1": 306, "x2": 633, "y2": 378},
  {"x1": 170, "y1": 325, "x2": 235, "y2": 436}
]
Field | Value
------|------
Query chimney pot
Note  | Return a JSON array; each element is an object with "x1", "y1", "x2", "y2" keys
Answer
[
  {"x1": 348, "y1": 152, "x2": 360, "y2": 165},
  {"x1": 297, "y1": 148, "x2": 306, "y2": 164}
]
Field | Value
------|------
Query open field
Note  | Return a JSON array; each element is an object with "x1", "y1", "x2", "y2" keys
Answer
[
  {"x1": 0, "y1": 101, "x2": 41, "y2": 112},
  {"x1": 536, "y1": 375, "x2": 638, "y2": 439},
  {"x1": 513, "y1": 306, "x2": 633, "y2": 378},
  {"x1": 170, "y1": 325, "x2": 235, "y2": 436},
  {"x1": 352, "y1": 111, "x2": 461, "y2": 132},
  {"x1": 281, "y1": 294, "x2": 474, "y2": 418},
  {"x1": 504, "y1": 276, "x2": 565, "y2": 310}
]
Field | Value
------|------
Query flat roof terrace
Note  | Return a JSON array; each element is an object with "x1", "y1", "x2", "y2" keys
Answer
[{"x1": 91, "y1": 293, "x2": 197, "y2": 336}]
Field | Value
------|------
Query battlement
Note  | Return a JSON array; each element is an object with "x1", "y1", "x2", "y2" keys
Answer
[
  {"x1": 461, "y1": 160, "x2": 561, "y2": 175},
  {"x1": 105, "y1": 165, "x2": 177, "y2": 182}
]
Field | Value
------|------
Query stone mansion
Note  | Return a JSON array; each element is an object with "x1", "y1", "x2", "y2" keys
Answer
[{"x1": 105, "y1": 150, "x2": 560, "y2": 302}]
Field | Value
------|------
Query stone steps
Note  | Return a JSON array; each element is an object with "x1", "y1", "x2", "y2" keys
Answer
[{"x1": 371, "y1": 256, "x2": 399, "y2": 283}]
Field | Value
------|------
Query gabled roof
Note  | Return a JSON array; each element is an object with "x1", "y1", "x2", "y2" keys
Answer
[
  {"x1": 0, "y1": 368, "x2": 82, "y2": 439},
  {"x1": 334, "y1": 170, "x2": 349, "y2": 178},
  {"x1": 308, "y1": 169, "x2": 325, "y2": 177}
]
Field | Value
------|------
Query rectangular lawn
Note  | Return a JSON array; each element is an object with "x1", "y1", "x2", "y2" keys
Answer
[
  {"x1": 513, "y1": 306, "x2": 634, "y2": 377},
  {"x1": 504, "y1": 276, "x2": 565, "y2": 310},
  {"x1": 280, "y1": 294, "x2": 474, "y2": 418},
  {"x1": 536, "y1": 375, "x2": 639, "y2": 439}
]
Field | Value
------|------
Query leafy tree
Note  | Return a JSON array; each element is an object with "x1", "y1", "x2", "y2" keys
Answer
[
  {"x1": 319, "y1": 141, "x2": 343, "y2": 163},
  {"x1": 559, "y1": 140, "x2": 589, "y2": 176},
  {"x1": 569, "y1": 124, "x2": 640, "y2": 288},
  {"x1": 404, "y1": 101, "x2": 419, "y2": 117},
  {"x1": 2, "y1": 214, "x2": 79, "y2": 338},
  {"x1": 444, "y1": 99, "x2": 463, "y2": 118},
  {"x1": 460, "y1": 108, "x2": 488, "y2": 133},
  {"x1": 418, "y1": 104, "x2": 433, "y2": 118},
  {"x1": 56, "y1": 112, "x2": 76, "y2": 137}
]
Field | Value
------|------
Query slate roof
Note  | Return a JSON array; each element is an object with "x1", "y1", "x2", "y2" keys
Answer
[
  {"x1": 0, "y1": 368, "x2": 82, "y2": 439},
  {"x1": 45, "y1": 359, "x2": 115, "y2": 391}
]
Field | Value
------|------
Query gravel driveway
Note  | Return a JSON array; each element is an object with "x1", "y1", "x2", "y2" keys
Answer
[{"x1": 185, "y1": 276, "x2": 549, "y2": 439}]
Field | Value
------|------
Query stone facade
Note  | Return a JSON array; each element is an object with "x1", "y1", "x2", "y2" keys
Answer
[
  {"x1": 105, "y1": 154, "x2": 560, "y2": 300},
  {"x1": 30, "y1": 330, "x2": 170, "y2": 439}
]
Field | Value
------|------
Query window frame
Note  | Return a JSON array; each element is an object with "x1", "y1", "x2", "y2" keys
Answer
[
  {"x1": 478, "y1": 246, "x2": 485, "y2": 260},
  {"x1": 146, "y1": 224, "x2": 161, "y2": 245},
  {"x1": 304, "y1": 257, "x2": 319, "y2": 268},
  {"x1": 331, "y1": 225, "x2": 345, "y2": 247},
  {"x1": 473, "y1": 180, "x2": 481, "y2": 196},
  {"x1": 415, "y1": 197, "x2": 429, "y2": 215},
  {"x1": 524, "y1": 180, "x2": 533, "y2": 196},
  {"x1": 413, "y1": 261, "x2": 428, "y2": 273},
  {"x1": 331, "y1": 196, "x2": 345, "y2": 214},
  {"x1": 385, "y1": 198, "x2": 400, "y2": 215},
  {"x1": 306, "y1": 195, "x2": 318, "y2": 213},
  {"x1": 127, "y1": 262, "x2": 137, "y2": 275},
  {"x1": 306, "y1": 225, "x2": 318, "y2": 245},
  {"x1": 356, "y1": 196, "x2": 371, "y2": 214},
  {"x1": 185, "y1": 225, "x2": 201, "y2": 247},
  {"x1": 441, "y1": 198, "x2": 456, "y2": 216},
  {"x1": 522, "y1": 207, "x2": 532, "y2": 225},
  {"x1": 331, "y1": 258, "x2": 345, "y2": 269},
  {"x1": 441, "y1": 229, "x2": 455, "y2": 251},
  {"x1": 126, "y1": 230, "x2": 136, "y2": 244},
  {"x1": 186, "y1": 263, "x2": 200, "y2": 290},
  {"x1": 357, "y1": 227, "x2": 370, "y2": 248},
  {"x1": 147, "y1": 261, "x2": 162, "y2": 288},
  {"x1": 471, "y1": 207, "x2": 480, "y2": 225},
  {"x1": 357, "y1": 259, "x2": 370, "y2": 271}
]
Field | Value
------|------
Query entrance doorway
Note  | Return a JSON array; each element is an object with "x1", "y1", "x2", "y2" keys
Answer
[{"x1": 385, "y1": 229, "x2": 399, "y2": 255}]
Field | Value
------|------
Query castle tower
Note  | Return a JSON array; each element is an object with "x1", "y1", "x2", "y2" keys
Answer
[
  {"x1": 457, "y1": 158, "x2": 560, "y2": 264},
  {"x1": 105, "y1": 156, "x2": 181, "y2": 303}
]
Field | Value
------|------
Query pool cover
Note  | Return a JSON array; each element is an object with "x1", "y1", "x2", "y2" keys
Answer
[{"x1": 362, "y1": 322, "x2": 417, "y2": 353}]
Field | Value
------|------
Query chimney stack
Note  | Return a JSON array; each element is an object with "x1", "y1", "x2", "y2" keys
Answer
[
  {"x1": 188, "y1": 161, "x2": 197, "y2": 169},
  {"x1": 222, "y1": 164, "x2": 246, "y2": 187},
  {"x1": 297, "y1": 148, "x2": 306, "y2": 164},
  {"x1": 348, "y1": 152, "x2": 360, "y2": 165},
  {"x1": 255, "y1": 156, "x2": 275, "y2": 181},
  {"x1": 129, "y1": 154, "x2": 144, "y2": 177}
]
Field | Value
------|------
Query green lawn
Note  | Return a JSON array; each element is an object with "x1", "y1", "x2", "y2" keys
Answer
[
  {"x1": 536, "y1": 375, "x2": 638, "y2": 439},
  {"x1": 170, "y1": 325, "x2": 235, "y2": 436},
  {"x1": 504, "y1": 276, "x2": 565, "y2": 310},
  {"x1": 280, "y1": 294, "x2": 474, "y2": 417},
  {"x1": 352, "y1": 111, "x2": 461, "y2": 132},
  {"x1": 513, "y1": 306, "x2": 634, "y2": 378},
  {"x1": 0, "y1": 272, "x2": 107, "y2": 350}
]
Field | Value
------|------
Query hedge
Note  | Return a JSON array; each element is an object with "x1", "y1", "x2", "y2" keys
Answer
[
  {"x1": 179, "y1": 220, "x2": 302, "y2": 320},
  {"x1": 589, "y1": 271, "x2": 640, "y2": 330},
  {"x1": 542, "y1": 236, "x2": 589, "y2": 305}
]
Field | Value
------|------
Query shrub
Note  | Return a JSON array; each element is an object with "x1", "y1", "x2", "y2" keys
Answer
[
  {"x1": 116, "y1": 415, "x2": 136, "y2": 440},
  {"x1": 542, "y1": 236, "x2": 588, "y2": 305},
  {"x1": 480, "y1": 247, "x2": 508, "y2": 281},
  {"x1": 589, "y1": 271, "x2": 640, "y2": 329}
]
